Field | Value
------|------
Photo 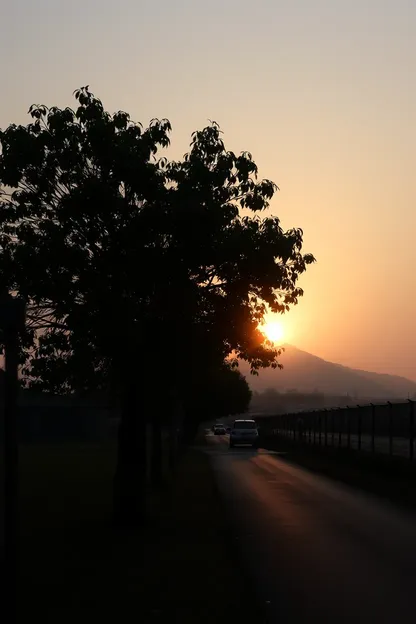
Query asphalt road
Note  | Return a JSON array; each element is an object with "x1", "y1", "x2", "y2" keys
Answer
[{"x1": 206, "y1": 433, "x2": 416, "y2": 623}]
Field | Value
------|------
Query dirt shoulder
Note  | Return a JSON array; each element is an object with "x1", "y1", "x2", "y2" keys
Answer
[{"x1": 18, "y1": 442, "x2": 261, "y2": 623}]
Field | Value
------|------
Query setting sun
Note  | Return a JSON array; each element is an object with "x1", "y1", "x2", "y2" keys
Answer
[{"x1": 261, "y1": 320, "x2": 285, "y2": 345}]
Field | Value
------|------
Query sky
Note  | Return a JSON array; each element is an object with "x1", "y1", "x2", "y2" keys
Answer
[{"x1": 1, "y1": 0, "x2": 416, "y2": 379}]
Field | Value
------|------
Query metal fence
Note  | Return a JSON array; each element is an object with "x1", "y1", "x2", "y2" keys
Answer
[
  {"x1": 0, "y1": 402, "x2": 121, "y2": 444},
  {"x1": 258, "y1": 400, "x2": 416, "y2": 460}
]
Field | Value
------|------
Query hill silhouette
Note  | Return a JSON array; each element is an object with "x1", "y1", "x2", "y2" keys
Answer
[{"x1": 238, "y1": 345, "x2": 416, "y2": 400}]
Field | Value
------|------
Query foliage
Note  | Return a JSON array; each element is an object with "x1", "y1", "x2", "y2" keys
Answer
[
  {"x1": 184, "y1": 363, "x2": 252, "y2": 423},
  {"x1": 0, "y1": 87, "x2": 315, "y2": 397}
]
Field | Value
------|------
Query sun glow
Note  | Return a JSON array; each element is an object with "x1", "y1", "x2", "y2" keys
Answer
[{"x1": 261, "y1": 320, "x2": 285, "y2": 345}]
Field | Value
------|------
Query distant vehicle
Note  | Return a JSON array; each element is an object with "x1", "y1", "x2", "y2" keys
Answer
[
  {"x1": 229, "y1": 419, "x2": 259, "y2": 448},
  {"x1": 213, "y1": 424, "x2": 226, "y2": 435}
]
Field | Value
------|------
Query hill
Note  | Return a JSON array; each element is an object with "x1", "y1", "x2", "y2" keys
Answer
[{"x1": 238, "y1": 345, "x2": 416, "y2": 401}]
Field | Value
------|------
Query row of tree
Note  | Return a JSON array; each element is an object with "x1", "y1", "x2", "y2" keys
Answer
[
  {"x1": 251, "y1": 388, "x2": 358, "y2": 414},
  {"x1": 0, "y1": 87, "x2": 314, "y2": 525}
]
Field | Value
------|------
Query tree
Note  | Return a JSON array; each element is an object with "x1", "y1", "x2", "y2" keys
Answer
[
  {"x1": 164, "y1": 124, "x2": 315, "y2": 370},
  {"x1": 0, "y1": 88, "x2": 315, "y2": 526},
  {"x1": 0, "y1": 87, "x2": 174, "y2": 524},
  {"x1": 182, "y1": 363, "x2": 252, "y2": 442}
]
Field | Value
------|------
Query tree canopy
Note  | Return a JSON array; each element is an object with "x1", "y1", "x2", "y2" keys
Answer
[
  {"x1": 185, "y1": 362, "x2": 252, "y2": 422},
  {"x1": 0, "y1": 87, "x2": 315, "y2": 398}
]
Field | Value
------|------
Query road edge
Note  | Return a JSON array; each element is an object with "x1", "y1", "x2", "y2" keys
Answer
[{"x1": 206, "y1": 449, "x2": 270, "y2": 624}]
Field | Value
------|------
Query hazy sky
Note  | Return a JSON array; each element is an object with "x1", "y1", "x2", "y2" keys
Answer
[{"x1": 1, "y1": 0, "x2": 416, "y2": 379}]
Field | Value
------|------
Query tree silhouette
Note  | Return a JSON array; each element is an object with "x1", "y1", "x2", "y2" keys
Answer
[
  {"x1": 183, "y1": 363, "x2": 252, "y2": 436},
  {"x1": 0, "y1": 87, "x2": 315, "y2": 525}
]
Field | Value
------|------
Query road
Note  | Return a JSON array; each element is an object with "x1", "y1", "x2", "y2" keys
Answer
[{"x1": 206, "y1": 433, "x2": 416, "y2": 623}]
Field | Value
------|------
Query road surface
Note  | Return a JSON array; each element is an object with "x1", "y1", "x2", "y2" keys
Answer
[{"x1": 206, "y1": 433, "x2": 416, "y2": 623}]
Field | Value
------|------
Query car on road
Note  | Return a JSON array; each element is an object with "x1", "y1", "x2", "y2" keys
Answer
[
  {"x1": 213, "y1": 424, "x2": 226, "y2": 435},
  {"x1": 229, "y1": 419, "x2": 259, "y2": 448}
]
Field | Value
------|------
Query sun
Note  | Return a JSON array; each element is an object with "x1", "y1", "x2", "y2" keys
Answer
[{"x1": 261, "y1": 320, "x2": 285, "y2": 344}]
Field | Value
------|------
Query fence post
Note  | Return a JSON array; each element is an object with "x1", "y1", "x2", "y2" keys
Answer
[
  {"x1": 313, "y1": 412, "x2": 316, "y2": 445},
  {"x1": 0, "y1": 295, "x2": 26, "y2": 624},
  {"x1": 346, "y1": 405, "x2": 351, "y2": 450},
  {"x1": 318, "y1": 412, "x2": 322, "y2": 445},
  {"x1": 357, "y1": 405, "x2": 362, "y2": 452},
  {"x1": 371, "y1": 403, "x2": 375, "y2": 454},
  {"x1": 338, "y1": 408, "x2": 342, "y2": 447},
  {"x1": 408, "y1": 400, "x2": 414, "y2": 461},
  {"x1": 388, "y1": 401, "x2": 393, "y2": 457},
  {"x1": 331, "y1": 409, "x2": 335, "y2": 447},
  {"x1": 324, "y1": 410, "x2": 328, "y2": 446}
]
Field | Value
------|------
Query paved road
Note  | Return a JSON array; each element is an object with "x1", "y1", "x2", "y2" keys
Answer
[{"x1": 206, "y1": 433, "x2": 416, "y2": 623}]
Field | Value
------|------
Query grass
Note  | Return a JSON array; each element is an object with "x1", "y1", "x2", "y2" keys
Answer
[{"x1": 17, "y1": 441, "x2": 261, "y2": 623}]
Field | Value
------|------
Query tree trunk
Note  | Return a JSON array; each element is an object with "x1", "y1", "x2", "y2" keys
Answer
[
  {"x1": 168, "y1": 403, "x2": 178, "y2": 474},
  {"x1": 113, "y1": 386, "x2": 147, "y2": 528},
  {"x1": 168, "y1": 409, "x2": 176, "y2": 475},
  {"x1": 182, "y1": 414, "x2": 198, "y2": 446},
  {"x1": 169, "y1": 397, "x2": 185, "y2": 473},
  {"x1": 150, "y1": 415, "x2": 163, "y2": 488},
  {"x1": 3, "y1": 326, "x2": 20, "y2": 624}
]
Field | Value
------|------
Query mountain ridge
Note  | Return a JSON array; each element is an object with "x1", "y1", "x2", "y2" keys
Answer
[{"x1": 238, "y1": 344, "x2": 416, "y2": 400}]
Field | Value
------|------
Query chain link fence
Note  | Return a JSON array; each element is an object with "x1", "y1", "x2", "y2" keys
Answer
[{"x1": 257, "y1": 400, "x2": 416, "y2": 460}]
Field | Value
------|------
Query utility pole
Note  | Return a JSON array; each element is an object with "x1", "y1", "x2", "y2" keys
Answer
[{"x1": 0, "y1": 295, "x2": 26, "y2": 624}]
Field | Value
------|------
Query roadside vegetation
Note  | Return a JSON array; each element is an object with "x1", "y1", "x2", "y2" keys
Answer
[{"x1": 0, "y1": 87, "x2": 314, "y2": 621}]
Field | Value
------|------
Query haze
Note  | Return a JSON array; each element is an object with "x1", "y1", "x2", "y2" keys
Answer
[{"x1": 1, "y1": 0, "x2": 415, "y2": 379}]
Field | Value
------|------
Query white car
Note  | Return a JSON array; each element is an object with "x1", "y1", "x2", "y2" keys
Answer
[
  {"x1": 229, "y1": 419, "x2": 259, "y2": 449},
  {"x1": 213, "y1": 424, "x2": 226, "y2": 435}
]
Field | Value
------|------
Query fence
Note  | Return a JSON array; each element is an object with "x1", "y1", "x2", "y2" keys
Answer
[
  {"x1": 0, "y1": 403, "x2": 120, "y2": 444},
  {"x1": 257, "y1": 400, "x2": 416, "y2": 461}
]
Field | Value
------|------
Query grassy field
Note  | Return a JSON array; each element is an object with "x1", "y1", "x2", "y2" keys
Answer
[{"x1": 17, "y1": 441, "x2": 262, "y2": 623}]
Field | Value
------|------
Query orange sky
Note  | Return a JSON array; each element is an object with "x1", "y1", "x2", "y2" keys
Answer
[{"x1": 1, "y1": 0, "x2": 415, "y2": 379}]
